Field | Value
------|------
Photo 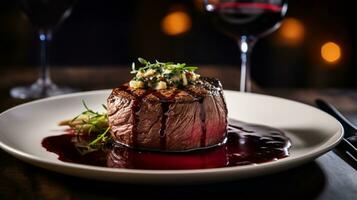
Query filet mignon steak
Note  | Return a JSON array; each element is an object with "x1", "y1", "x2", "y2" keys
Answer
[{"x1": 107, "y1": 77, "x2": 228, "y2": 151}]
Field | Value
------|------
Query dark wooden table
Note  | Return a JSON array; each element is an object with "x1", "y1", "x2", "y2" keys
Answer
[{"x1": 0, "y1": 67, "x2": 356, "y2": 200}]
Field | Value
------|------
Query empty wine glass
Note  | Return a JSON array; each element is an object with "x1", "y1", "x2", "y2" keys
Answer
[
  {"x1": 204, "y1": 0, "x2": 288, "y2": 92},
  {"x1": 11, "y1": 0, "x2": 77, "y2": 99}
]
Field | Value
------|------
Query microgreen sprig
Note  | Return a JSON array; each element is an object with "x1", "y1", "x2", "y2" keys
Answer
[
  {"x1": 131, "y1": 57, "x2": 198, "y2": 75},
  {"x1": 130, "y1": 58, "x2": 200, "y2": 89},
  {"x1": 59, "y1": 100, "x2": 110, "y2": 148}
]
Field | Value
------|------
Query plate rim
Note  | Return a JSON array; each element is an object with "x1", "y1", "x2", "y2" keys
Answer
[{"x1": 0, "y1": 90, "x2": 344, "y2": 176}]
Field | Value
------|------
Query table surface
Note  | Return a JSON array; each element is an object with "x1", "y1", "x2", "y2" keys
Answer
[{"x1": 0, "y1": 67, "x2": 356, "y2": 200}]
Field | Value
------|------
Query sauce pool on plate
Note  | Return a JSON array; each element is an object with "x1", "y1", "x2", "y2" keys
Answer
[{"x1": 42, "y1": 119, "x2": 291, "y2": 170}]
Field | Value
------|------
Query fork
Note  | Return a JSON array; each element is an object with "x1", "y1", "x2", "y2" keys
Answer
[{"x1": 315, "y1": 99, "x2": 357, "y2": 170}]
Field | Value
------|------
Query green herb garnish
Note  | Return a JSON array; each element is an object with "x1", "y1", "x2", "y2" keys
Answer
[
  {"x1": 130, "y1": 58, "x2": 200, "y2": 89},
  {"x1": 131, "y1": 58, "x2": 198, "y2": 74},
  {"x1": 59, "y1": 100, "x2": 110, "y2": 148}
]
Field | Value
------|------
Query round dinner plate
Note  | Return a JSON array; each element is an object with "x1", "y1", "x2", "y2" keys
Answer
[{"x1": 0, "y1": 90, "x2": 343, "y2": 184}]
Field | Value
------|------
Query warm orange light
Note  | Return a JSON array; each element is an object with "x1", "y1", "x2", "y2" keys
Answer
[
  {"x1": 161, "y1": 11, "x2": 192, "y2": 36},
  {"x1": 278, "y1": 18, "x2": 304, "y2": 45},
  {"x1": 321, "y1": 42, "x2": 341, "y2": 63}
]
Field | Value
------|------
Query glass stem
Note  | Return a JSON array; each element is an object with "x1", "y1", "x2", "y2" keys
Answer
[
  {"x1": 38, "y1": 30, "x2": 52, "y2": 86},
  {"x1": 238, "y1": 36, "x2": 256, "y2": 92}
]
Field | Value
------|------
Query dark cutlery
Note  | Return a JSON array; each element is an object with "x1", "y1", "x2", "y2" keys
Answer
[{"x1": 315, "y1": 99, "x2": 357, "y2": 170}]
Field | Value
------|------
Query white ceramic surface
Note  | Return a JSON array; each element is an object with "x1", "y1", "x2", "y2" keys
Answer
[{"x1": 0, "y1": 90, "x2": 343, "y2": 184}]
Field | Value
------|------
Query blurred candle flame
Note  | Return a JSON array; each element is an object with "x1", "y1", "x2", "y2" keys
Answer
[
  {"x1": 278, "y1": 18, "x2": 304, "y2": 45},
  {"x1": 321, "y1": 42, "x2": 341, "y2": 63},
  {"x1": 161, "y1": 11, "x2": 192, "y2": 36}
]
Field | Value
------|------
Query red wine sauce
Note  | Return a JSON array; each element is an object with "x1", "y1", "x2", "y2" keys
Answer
[
  {"x1": 151, "y1": 90, "x2": 180, "y2": 150},
  {"x1": 42, "y1": 119, "x2": 291, "y2": 170}
]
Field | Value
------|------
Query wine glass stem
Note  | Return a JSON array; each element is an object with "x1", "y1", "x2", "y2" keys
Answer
[
  {"x1": 238, "y1": 36, "x2": 256, "y2": 92},
  {"x1": 38, "y1": 30, "x2": 52, "y2": 86}
]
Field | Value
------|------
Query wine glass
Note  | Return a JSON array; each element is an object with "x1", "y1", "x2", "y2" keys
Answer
[
  {"x1": 204, "y1": 0, "x2": 288, "y2": 92},
  {"x1": 10, "y1": 0, "x2": 77, "y2": 99}
]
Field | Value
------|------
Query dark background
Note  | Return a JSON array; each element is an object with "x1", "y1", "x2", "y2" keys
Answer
[{"x1": 0, "y1": 0, "x2": 355, "y2": 88}]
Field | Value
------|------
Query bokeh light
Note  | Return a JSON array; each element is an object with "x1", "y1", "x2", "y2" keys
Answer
[
  {"x1": 278, "y1": 18, "x2": 304, "y2": 45},
  {"x1": 161, "y1": 11, "x2": 192, "y2": 36},
  {"x1": 194, "y1": 0, "x2": 220, "y2": 11},
  {"x1": 321, "y1": 42, "x2": 341, "y2": 63}
]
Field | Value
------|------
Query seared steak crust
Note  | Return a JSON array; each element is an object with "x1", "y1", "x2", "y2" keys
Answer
[{"x1": 107, "y1": 77, "x2": 228, "y2": 151}]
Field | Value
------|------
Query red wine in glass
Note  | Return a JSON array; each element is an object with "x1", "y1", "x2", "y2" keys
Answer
[
  {"x1": 11, "y1": 0, "x2": 77, "y2": 99},
  {"x1": 205, "y1": 0, "x2": 288, "y2": 92}
]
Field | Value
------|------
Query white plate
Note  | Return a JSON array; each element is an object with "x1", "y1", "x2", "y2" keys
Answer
[{"x1": 0, "y1": 90, "x2": 343, "y2": 184}]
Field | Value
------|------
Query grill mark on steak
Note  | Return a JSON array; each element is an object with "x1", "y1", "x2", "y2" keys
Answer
[
  {"x1": 219, "y1": 90, "x2": 228, "y2": 133},
  {"x1": 151, "y1": 90, "x2": 180, "y2": 150},
  {"x1": 219, "y1": 90, "x2": 228, "y2": 114},
  {"x1": 119, "y1": 85, "x2": 154, "y2": 147},
  {"x1": 107, "y1": 77, "x2": 228, "y2": 151},
  {"x1": 185, "y1": 88, "x2": 207, "y2": 148},
  {"x1": 187, "y1": 79, "x2": 225, "y2": 147},
  {"x1": 159, "y1": 102, "x2": 169, "y2": 150},
  {"x1": 199, "y1": 98, "x2": 207, "y2": 147},
  {"x1": 120, "y1": 85, "x2": 139, "y2": 147},
  {"x1": 131, "y1": 99, "x2": 140, "y2": 147}
]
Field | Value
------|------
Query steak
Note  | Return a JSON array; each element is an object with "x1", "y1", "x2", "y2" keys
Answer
[{"x1": 107, "y1": 77, "x2": 228, "y2": 151}]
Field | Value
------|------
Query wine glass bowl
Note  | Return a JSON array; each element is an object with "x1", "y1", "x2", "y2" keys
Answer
[
  {"x1": 21, "y1": 0, "x2": 76, "y2": 31},
  {"x1": 10, "y1": 0, "x2": 77, "y2": 99},
  {"x1": 204, "y1": 0, "x2": 288, "y2": 92}
]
